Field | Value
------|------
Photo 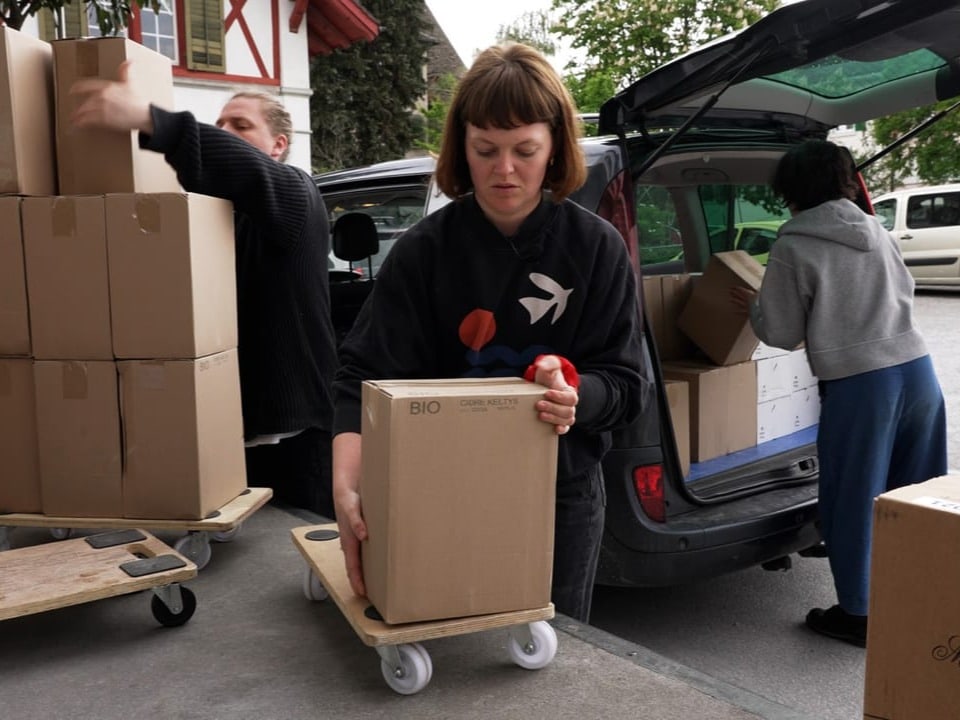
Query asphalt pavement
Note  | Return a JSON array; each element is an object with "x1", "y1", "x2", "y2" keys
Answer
[{"x1": 0, "y1": 501, "x2": 817, "y2": 720}]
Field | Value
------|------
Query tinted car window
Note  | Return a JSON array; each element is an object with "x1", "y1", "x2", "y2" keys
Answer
[
  {"x1": 323, "y1": 187, "x2": 426, "y2": 277},
  {"x1": 874, "y1": 198, "x2": 896, "y2": 231},
  {"x1": 906, "y1": 192, "x2": 960, "y2": 229}
]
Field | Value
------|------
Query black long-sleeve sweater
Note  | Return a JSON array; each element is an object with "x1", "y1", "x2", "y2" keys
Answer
[
  {"x1": 141, "y1": 106, "x2": 337, "y2": 438},
  {"x1": 333, "y1": 194, "x2": 646, "y2": 479}
]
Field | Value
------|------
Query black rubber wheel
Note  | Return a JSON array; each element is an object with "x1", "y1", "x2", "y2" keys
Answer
[{"x1": 151, "y1": 586, "x2": 197, "y2": 627}]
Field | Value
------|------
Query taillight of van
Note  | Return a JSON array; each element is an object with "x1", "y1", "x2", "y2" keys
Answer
[{"x1": 633, "y1": 464, "x2": 666, "y2": 522}]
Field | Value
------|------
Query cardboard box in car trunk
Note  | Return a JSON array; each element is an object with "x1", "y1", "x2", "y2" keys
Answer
[
  {"x1": 21, "y1": 196, "x2": 113, "y2": 360},
  {"x1": 642, "y1": 274, "x2": 697, "y2": 361},
  {"x1": 662, "y1": 361, "x2": 757, "y2": 462},
  {"x1": 863, "y1": 475, "x2": 960, "y2": 720},
  {"x1": 361, "y1": 378, "x2": 558, "y2": 624},
  {"x1": 0, "y1": 198, "x2": 31, "y2": 357},
  {"x1": 0, "y1": 26, "x2": 57, "y2": 196},
  {"x1": 0, "y1": 360, "x2": 41, "y2": 513},
  {"x1": 678, "y1": 251, "x2": 763, "y2": 365},
  {"x1": 52, "y1": 37, "x2": 179, "y2": 195},
  {"x1": 118, "y1": 349, "x2": 246, "y2": 520},
  {"x1": 105, "y1": 193, "x2": 237, "y2": 359},
  {"x1": 33, "y1": 360, "x2": 123, "y2": 517},
  {"x1": 664, "y1": 380, "x2": 690, "y2": 477}
]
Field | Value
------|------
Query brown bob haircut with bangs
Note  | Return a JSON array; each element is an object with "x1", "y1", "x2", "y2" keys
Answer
[{"x1": 434, "y1": 42, "x2": 587, "y2": 202}]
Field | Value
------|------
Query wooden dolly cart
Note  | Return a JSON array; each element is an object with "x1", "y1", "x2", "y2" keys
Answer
[
  {"x1": 291, "y1": 523, "x2": 559, "y2": 695},
  {"x1": 0, "y1": 528, "x2": 198, "y2": 628},
  {"x1": 0, "y1": 487, "x2": 273, "y2": 570}
]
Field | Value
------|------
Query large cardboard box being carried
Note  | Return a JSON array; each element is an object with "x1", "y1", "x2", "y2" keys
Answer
[
  {"x1": 52, "y1": 37, "x2": 179, "y2": 195},
  {"x1": 106, "y1": 193, "x2": 237, "y2": 359},
  {"x1": 33, "y1": 360, "x2": 123, "y2": 517},
  {"x1": 118, "y1": 349, "x2": 246, "y2": 520},
  {"x1": 863, "y1": 475, "x2": 960, "y2": 720},
  {"x1": 678, "y1": 251, "x2": 764, "y2": 366},
  {"x1": 361, "y1": 378, "x2": 558, "y2": 624},
  {"x1": 662, "y1": 361, "x2": 757, "y2": 462},
  {"x1": 0, "y1": 360, "x2": 41, "y2": 513},
  {"x1": 0, "y1": 26, "x2": 57, "y2": 195},
  {"x1": 22, "y1": 196, "x2": 113, "y2": 360},
  {"x1": 0, "y1": 197, "x2": 31, "y2": 357}
]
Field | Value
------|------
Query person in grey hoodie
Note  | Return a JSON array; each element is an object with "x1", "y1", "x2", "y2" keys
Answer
[{"x1": 731, "y1": 139, "x2": 947, "y2": 648}]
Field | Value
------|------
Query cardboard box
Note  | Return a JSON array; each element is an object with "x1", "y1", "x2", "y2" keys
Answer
[
  {"x1": 642, "y1": 274, "x2": 697, "y2": 361},
  {"x1": 21, "y1": 196, "x2": 113, "y2": 360},
  {"x1": 0, "y1": 27, "x2": 57, "y2": 195},
  {"x1": 0, "y1": 360, "x2": 41, "y2": 513},
  {"x1": 53, "y1": 37, "x2": 179, "y2": 195},
  {"x1": 756, "y1": 355, "x2": 793, "y2": 403},
  {"x1": 361, "y1": 378, "x2": 558, "y2": 624},
  {"x1": 662, "y1": 361, "x2": 757, "y2": 462},
  {"x1": 664, "y1": 380, "x2": 690, "y2": 477},
  {"x1": 33, "y1": 360, "x2": 123, "y2": 517},
  {"x1": 757, "y1": 398, "x2": 793, "y2": 444},
  {"x1": 0, "y1": 198, "x2": 31, "y2": 357},
  {"x1": 864, "y1": 476, "x2": 960, "y2": 720},
  {"x1": 786, "y1": 348, "x2": 818, "y2": 391},
  {"x1": 106, "y1": 193, "x2": 237, "y2": 359},
  {"x1": 751, "y1": 341, "x2": 791, "y2": 361},
  {"x1": 789, "y1": 386, "x2": 820, "y2": 433},
  {"x1": 118, "y1": 349, "x2": 246, "y2": 520},
  {"x1": 677, "y1": 251, "x2": 764, "y2": 365}
]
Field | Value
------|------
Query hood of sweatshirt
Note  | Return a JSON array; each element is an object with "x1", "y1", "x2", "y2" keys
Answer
[{"x1": 779, "y1": 198, "x2": 878, "y2": 252}]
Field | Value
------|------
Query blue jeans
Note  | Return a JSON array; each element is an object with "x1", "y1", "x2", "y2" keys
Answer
[
  {"x1": 817, "y1": 355, "x2": 947, "y2": 615},
  {"x1": 552, "y1": 464, "x2": 606, "y2": 623}
]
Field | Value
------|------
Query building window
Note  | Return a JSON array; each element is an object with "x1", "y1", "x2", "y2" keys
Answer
[
  {"x1": 183, "y1": 0, "x2": 225, "y2": 72},
  {"x1": 38, "y1": 1, "x2": 88, "y2": 40},
  {"x1": 139, "y1": 0, "x2": 178, "y2": 62}
]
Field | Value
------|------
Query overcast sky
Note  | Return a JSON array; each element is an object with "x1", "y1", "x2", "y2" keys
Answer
[{"x1": 424, "y1": 0, "x2": 563, "y2": 68}]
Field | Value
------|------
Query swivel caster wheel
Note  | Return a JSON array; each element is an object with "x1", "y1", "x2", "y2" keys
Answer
[
  {"x1": 507, "y1": 621, "x2": 558, "y2": 670},
  {"x1": 173, "y1": 533, "x2": 213, "y2": 570},
  {"x1": 379, "y1": 643, "x2": 433, "y2": 695},
  {"x1": 302, "y1": 564, "x2": 329, "y2": 602},
  {"x1": 151, "y1": 586, "x2": 197, "y2": 627},
  {"x1": 211, "y1": 524, "x2": 242, "y2": 543},
  {"x1": 50, "y1": 527, "x2": 73, "y2": 540}
]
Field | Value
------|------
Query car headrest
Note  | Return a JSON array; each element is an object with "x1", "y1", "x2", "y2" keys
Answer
[{"x1": 332, "y1": 213, "x2": 379, "y2": 262}]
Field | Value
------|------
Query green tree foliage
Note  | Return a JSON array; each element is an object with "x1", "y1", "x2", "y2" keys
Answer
[
  {"x1": 1, "y1": 0, "x2": 159, "y2": 35},
  {"x1": 497, "y1": 9, "x2": 557, "y2": 56},
  {"x1": 863, "y1": 101, "x2": 960, "y2": 193},
  {"x1": 310, "y1": 0, "x2": 430, "y2": 173},
  {"x1": 550, "y1": 0, "x2": 778, "y2": 90},
  {"x1": 414, "y1": 71, "x2": 457, "y2": 156}
]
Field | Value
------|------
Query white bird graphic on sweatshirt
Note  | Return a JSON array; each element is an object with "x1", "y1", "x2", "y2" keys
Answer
[{"x1": 519, "y1": 273, "x2": 573, "y2": 325}]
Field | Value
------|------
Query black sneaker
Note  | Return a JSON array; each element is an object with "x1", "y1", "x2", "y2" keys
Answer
[
  {"x1": 798, "y1": 541, "x2": 828, "y2": 558},
  {"x1": 805, "y1": 606, "x2": 867, "y2": 648}
]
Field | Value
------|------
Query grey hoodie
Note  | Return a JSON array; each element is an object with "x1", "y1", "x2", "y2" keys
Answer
[{"x1": 748, "y1": 198, "x2": 927, "y2": 381}]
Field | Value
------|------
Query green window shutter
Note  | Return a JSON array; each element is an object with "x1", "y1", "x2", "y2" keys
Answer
[
  {"x1": 38, "y1": 2, "x2": 89, "y2": 41},
  {"x1": 183, "y1": 0, "x2": 225, "y2": 72}
]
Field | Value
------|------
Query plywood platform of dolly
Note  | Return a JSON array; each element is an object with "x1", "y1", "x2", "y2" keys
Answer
[
  {"x1": 291, "y1": 523, "x2": 554, "y2": 646},
  {"x1": 0, "y1": 487, "x2": 272, "y2": 533},
  {"x1": 0, "y1": 529, "x2": 196, "y2": 621}
]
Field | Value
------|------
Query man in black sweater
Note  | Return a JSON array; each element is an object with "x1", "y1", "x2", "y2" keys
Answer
[{"x1": 71, "y1": 61, "x2": 337, "y2": 518}]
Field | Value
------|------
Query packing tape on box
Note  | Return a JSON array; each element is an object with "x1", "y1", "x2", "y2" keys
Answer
[
  {"x1": 134, "y1": 196, "x2": 163, "y2": 234},
  {"x1": 61, "y1": 361, "x2": 89, "y2": 400},
  {"x1": 78, "y1": 41, "x2": 100, "y2": 78},
  {"x1": 52, "y1": 197, "x2": 77, "y2": 237}
]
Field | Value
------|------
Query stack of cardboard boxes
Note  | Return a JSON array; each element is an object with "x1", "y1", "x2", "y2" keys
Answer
[
  {"x1": 643, "y1": 250, "x2": 820, "y2": 473},
  {"x1": 0, "y1": 28, "x2": 246, "y2": 521}
]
